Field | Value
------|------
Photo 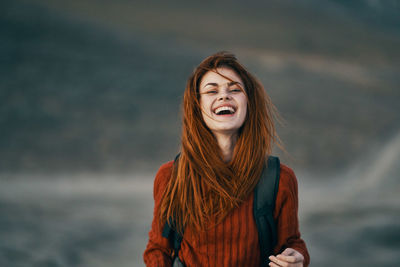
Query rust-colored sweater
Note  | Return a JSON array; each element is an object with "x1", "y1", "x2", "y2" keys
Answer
[{"x1": 143, "y1": 161, "x2": 310, "y2": 266}]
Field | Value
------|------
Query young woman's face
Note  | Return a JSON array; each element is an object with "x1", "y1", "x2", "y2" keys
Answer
[{"x1": 199, "y1": 67, "x2": 247, "y2": 136}]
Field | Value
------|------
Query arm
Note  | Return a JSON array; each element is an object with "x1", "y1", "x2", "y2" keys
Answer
[
  {"x1": 269, "y1": 164, "x2": 310, "y2": 267},
  {"x1": 143, "y1": 162, "x2": 174, "y2": 267}
]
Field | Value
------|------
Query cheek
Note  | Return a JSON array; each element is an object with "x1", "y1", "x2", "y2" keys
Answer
[
  {"x1": 239, "y1": 97, "x2": 248, "y2": 116},
  {"x1": 241, "y1": 106, "x2": 247, "y2": 123},
  {"x1": 200, "y1": 97, "x2": 211, "y2": 113},
  {"x1": 199, "y1": 98, "x2": 212, "y2": 125},
  {"x1": 239, "y1": 99, "x2": 248, "y2": 125}
]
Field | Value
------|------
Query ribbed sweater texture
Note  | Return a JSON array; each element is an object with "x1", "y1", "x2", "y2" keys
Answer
[{"x1": 143, "y1": 161, "x2": 310, "y2": 266}]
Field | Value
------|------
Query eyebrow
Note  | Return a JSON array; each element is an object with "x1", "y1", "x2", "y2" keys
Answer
[{"x1": 203, "y1": 81, "x2": 243, "y2": 88}]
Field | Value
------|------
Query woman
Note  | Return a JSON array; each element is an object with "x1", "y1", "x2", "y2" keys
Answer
[{"x1": 143, "y1": 52, "x2": 310, "y2": 266}]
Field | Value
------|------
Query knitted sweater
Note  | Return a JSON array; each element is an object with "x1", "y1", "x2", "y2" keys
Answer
[{"x1": 143, "y1": 161, "x2": 310, "y2": 266}]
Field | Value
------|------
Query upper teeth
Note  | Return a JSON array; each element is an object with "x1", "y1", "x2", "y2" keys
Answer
[{"x1": 215, "y1": 106, "x2": 235, "y2": 114}]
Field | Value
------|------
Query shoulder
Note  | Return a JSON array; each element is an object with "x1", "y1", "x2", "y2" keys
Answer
[
  {"x1": 273, "y1": 163, "x2": 300, "y2": 217},
  {"x1": 278, "y1": 163, "x2": 299, "y2": 194},
  {"x1": 153, "y1": 161, "x2": 174, "y2": 200},
  {"x1": 156, "y1": 161, "x2": 174, "y2": 178}
]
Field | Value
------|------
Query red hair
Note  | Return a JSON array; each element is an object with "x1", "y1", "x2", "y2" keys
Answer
[{"x1": 159, "y1": 51, "x2": 280, "y2": 233}]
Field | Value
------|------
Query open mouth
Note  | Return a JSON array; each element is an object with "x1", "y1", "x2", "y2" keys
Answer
[{"x1": 213, "y1": 106, "x2": 236, "y2": 115}]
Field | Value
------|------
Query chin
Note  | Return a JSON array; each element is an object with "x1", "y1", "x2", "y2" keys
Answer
[{"x1": 212, "y1": 126, "x2": 241, "y2": 134}]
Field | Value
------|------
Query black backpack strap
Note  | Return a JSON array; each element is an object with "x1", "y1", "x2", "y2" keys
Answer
[
  {"x1": 253, "y1": 156, "x2": 280, "y2": 267},
  {"x1": 162, "y1": 153, "x2": 184, "y2": 264},
  {"x1": 162, "y1": 218, "x2": 184, "y2": 263}
]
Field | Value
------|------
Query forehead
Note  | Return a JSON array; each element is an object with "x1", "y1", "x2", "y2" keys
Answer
[{"x1": 200, "y1": 67, "x2": 243, "y2": 88}]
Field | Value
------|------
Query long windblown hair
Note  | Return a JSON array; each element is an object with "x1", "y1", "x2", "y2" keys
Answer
[{"x1": 159, "y1": 51, "x2": 280, "y2": 233}]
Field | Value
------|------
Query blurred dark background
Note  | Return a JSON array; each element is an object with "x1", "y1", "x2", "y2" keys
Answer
[{"x1": 1, "y1": 0, "x2": 399, "y2": 266}]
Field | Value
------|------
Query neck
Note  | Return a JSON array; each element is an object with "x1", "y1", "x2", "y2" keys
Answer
[{"x1": 213, "y1": 132, "x2": 238, "y2": 163}]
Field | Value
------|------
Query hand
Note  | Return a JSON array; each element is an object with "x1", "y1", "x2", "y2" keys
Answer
[{"x1": 268, "y1": 248, "x2": 304, "y2": 267}]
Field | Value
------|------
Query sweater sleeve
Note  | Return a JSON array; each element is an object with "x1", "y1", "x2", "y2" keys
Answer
[
  {"x1": 273, "y1": 164, "x2": 310, "y2": 267},
  {"x1": 143, "y1": 161, "x2": 174, "y2": 267}
]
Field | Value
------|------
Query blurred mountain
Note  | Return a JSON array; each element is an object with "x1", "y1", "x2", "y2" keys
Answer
[{"x1": 1, "y1": 0, "x2": 399, "y2": 174}]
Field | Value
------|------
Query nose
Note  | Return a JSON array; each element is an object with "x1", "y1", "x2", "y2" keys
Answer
[{"x1": 218, "y1": 89, "x2": 231, "y2": 101}]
